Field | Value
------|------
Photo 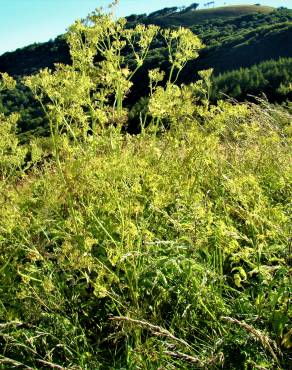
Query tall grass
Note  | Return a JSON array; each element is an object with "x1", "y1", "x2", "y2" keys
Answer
[{"x1": 0, "y1": 5, "x2": 291, "y2": 369}]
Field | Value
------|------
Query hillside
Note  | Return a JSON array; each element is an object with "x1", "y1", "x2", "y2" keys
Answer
[
  {"x1": 0, "y1": 5, "x2": 291, "y2": 138},
  {"x1": 141, "y1": 5, "x2": 274, "y2": 27},
  {"x1": 0, "y1": 36, "x2": 69, "y2": 77},
  {"x1": 180, "y1": 22, "x2": 292, "y2": 79}
]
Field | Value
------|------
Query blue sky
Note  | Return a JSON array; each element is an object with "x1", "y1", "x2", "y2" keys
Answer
[{"x1": 0, "y1": 0, "x2": 290, "y2": 55}]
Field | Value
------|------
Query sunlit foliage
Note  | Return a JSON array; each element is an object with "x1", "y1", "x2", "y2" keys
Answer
[{"x1": 0, "y1": 6, "x2": 291, "y2": 369}]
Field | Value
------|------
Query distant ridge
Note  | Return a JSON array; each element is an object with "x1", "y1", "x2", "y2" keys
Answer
[{"x1": 141, "y1": 5, "x2": 275, "y2": 26}]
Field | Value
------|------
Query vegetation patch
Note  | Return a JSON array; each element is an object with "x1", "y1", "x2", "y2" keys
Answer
[{"x1": 0, "y1": 5, "x2": 291, "y2": 369}]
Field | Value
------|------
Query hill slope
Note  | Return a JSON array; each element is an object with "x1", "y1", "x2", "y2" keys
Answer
[
  {"x1": 142, "y1": 5, "x2": 274, "y2": 27},
  {"x1": 181, "y1": 22, "x2": 292, "y2": 78}
]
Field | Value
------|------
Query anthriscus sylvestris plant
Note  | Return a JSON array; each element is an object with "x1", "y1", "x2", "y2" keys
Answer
[{"x1": 24, "y1": 5, "x2": 209, "y2": 146}]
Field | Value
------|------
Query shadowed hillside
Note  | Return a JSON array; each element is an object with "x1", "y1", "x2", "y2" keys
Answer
[{"x1": 180, "y1": 22, "x2": 292, "y2": 79}]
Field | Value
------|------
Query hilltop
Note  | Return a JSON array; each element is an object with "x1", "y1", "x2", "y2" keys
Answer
[{"x1": 141, "y1": 4, "x2": 274, "y2": 27}]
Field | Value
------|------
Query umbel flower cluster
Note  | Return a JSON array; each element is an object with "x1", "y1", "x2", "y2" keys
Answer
[{"x1": 24, "y1": 7, "x2": 204, "y2": 139}]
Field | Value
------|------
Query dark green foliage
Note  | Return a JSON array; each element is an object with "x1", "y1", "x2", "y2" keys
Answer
[
  {"x1": 0, "y1": 35, "x2": 70, "y2": 77},
  {"x1": 0, "y1": 81, "x2": 48, "y2": 139},
  {"x1": 148, "y1": 7, "x2": 179, "y2": 18},
  {"x1": 180, "y1": 3, "x2": 199, "y2": 13},
  {"x1": 212, "y1": 58, "x2": 292, "y2": 101}
]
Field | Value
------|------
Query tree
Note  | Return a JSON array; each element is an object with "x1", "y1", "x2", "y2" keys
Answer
[
  {"x1": 148, "y1": 7, "x2": 178, "y2": 18},
  {"x1": 181, "y1": 3, "x2": 199, "y2": 13}
]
